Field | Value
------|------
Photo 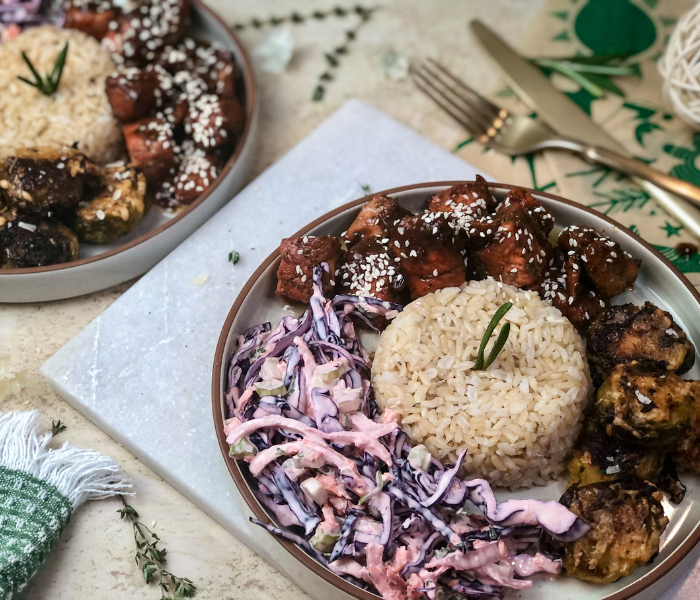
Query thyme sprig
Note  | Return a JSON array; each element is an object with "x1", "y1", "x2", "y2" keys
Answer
[
  {"x1": 475, "y1": 302, "x2": 512, "y2": 370},
  {"x1": 17, "y1": 42, "x2": 69, "y2": 96},
  {"x1": 233, "y1": 5, "x2": 377, "y2": 31},
  {"x1": 313, "y1": 6, "x2": 378, "y2": 101},
  {"x1": 531, "y1": 52, "x2": 637, "y2": 99},
  {"x1": 118, "y1": 495, "x2": 196, "y2": 599}
]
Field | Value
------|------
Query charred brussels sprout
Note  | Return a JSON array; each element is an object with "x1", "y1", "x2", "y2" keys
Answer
[
  {"x1": 568, "y1": 418, "x2": 686, "y2": 503},
  {"x1": 568, "y1": 449, "x2": 665, "y2": 488},
  {"x1": 0, "y1": 218, "x2": 79, "y2": 268},
  {"x1": 0, "y1": 147, "x2": 101, "y2": 213},
  {"x1": 595, "y1": 362, "x2": 692, "y2": 445},
  {"x1": 553, "y1": 479, "x2": 668, "y2": 584},
  {"x1": 74, "y1": 163, "x2": 147, "y2": 244},
  {"x1": 568, "y1": 419, "x2": 665, "y2": 487},
  {"x1": 673, "y1": 381, "x2": 700, "y2": 473},
  {"x1": 588, "y1": 303, "x2": 695, "y2": 386}
]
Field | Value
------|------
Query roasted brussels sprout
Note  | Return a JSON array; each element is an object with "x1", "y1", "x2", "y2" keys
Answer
[
  {"x1": 568, "y1": 419, "x2": 686, "y2": 502},
  {"x1": 568, "y1": 444, "x2": 664, "y2": 488},
  {"x1": 673, "y1": 381, "x2": 700, "y2": 473},
  {"x1": 588, "y1": 303, "x2": 695, "y2": 386},
  {"x1": 0, "y1": 147, "x2": 101, "y2": 213},
  {"x1": 596, "y1": 362, "x2": 692, "y2": 445},
  {"x1": 553, "y1": 479, "x2": 668, "y2": 584},
  {"x1": 0, "y1": 218, "x2": 79, "y2": 268},
  {"x1": 74, "y1": 164, "x2": 147, "y2": 244}
]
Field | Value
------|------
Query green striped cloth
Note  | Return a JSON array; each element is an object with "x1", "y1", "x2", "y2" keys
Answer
[{"x1": 0, "y1": 411, "x2": 130, "y2": 599}]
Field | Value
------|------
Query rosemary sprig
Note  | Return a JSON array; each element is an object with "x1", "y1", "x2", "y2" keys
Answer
[
  {"x1": 17, "y1": 42, "x2": 69, "y2": 96},
  {"x1": 531, "y1": 52, "x2": 637, "y2": 99},
  {"x1": 475, "y1": 302, "x2": 512, "y2": 370},
  {"x1": 118, "y1": 495, "x2": 196, "y2": 599},
  {"x1": 51, "y1": 420, "x2": 67, "y2": 436}
]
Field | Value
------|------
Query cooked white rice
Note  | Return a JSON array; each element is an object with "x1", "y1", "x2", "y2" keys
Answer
[
  {"x1": 0, "y1": 25, "x2": 122, "y2": 164},
  {"x1": 372, "y1": 279, "x2": 591, "y2": 489}
]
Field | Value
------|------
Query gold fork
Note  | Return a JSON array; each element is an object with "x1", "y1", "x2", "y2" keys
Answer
[{"x1": 412, "y1": 58, "x2": 700, "y2": 211}]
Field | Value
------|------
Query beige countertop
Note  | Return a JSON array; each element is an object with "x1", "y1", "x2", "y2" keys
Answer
[{"x1": 0, "y1": 1, "x2": 544, "y2": 598}]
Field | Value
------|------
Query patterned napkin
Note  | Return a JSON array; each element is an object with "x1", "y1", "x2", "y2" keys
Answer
[
  {"x1": 456, "y1": 0, "x2": 700, "y2": 286},
  {"x1": 0, "y1": 411, "x2": 130, "y2": 599}
]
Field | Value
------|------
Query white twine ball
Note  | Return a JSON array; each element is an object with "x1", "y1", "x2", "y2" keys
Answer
[{"x1": 660, "y1": 2, "x2": 700, "y2": 129}]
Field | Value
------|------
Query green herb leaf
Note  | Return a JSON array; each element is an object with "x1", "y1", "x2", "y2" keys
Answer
[
  {"x1": 50, "y1": 42, "x2": 69, "y2": 90},
  {"x1": 313, "y1": 85, "x2": 325, "y2": 101},
  {"x1": 228, "y1": 251, "x2": 240, "y2": 265},
  {"x1": 119, "y1": 495, "x2": 196, "y2": 597},
  {"x1": 361, "y1": 184, "x2": 371, "y2": 194},
  {"x1": 118, "y1": 504, "x2": 139, "y2": 519},
  {"x1": 51, "y1": 420, "x2": 67, "y2": 436},
  {"x1": 584, "y1": 72, "x2": 625, "y2": 97},
  {"x1": 475, "y1": 302, "x2": 512, "y2": 370},
  {"x1": 530, "y1": 51, "x2": 637, "y2": 101},
  {"x1": 21, "y1": 51, "x2": 44, "y2": 88},
  {"x1": 546, "y1": 62, "x2": 604, "y2": 98},
  {"x1": 484, "y1": 321, "x2": 510, "y2": 369},
  {"x1": 142, "y1": 561, "x2": 158, "y2": 583},
  {"x1": 16, "y1": 75, "x2": 41, "y2": 91},
  {"x1": 17, "y1": 43, "x2": 69, "y2": 96}
]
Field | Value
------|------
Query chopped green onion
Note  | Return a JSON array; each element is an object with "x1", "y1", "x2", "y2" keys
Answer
[
  {"x1": 475, "y1": 302, "x2": 512, "y2": 371},
  {"x1": 358, "y1": 471, "x2": 385, "y2": 505},
  {"x1": 229, "y1": 438, "x2": 258, "y2": 458}
]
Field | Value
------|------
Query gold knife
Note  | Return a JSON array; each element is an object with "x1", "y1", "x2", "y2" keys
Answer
[{"x1": 471, "y1": 19, "x2": 700, "y2": 241}]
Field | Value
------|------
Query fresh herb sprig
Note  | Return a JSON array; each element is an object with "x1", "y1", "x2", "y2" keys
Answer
[
  {"x1": 118, "y1": 495, "x2": 196, "y2": 599},
  {"x1": 51, "y1": 420, "x2": 67, "y2": 436},
  {"x1": 531, "y1": 52, "x2": 637, "y2": 99},
  {"x1": 475, "y1": 302, "x2": 512, "y2": 370},
  {"x1": 232, "y1": 5, "x2": 377, "y2": 31},
  {"x1": 313, "y1": 6, "x2": 378, "y2": 101},
  {"x1": 17, "y1": 42, "x2": 69, "y2": 96}
]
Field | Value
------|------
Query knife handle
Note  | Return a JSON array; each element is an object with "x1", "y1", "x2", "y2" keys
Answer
[
  {"x1": 581, "y1": 145, "x2": 700, "y2": 208},
  {"x1": 550, "y1": 142, "x2": 700, "y2": 241}
]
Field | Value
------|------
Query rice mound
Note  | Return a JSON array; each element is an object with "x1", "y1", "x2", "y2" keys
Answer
[
  {"x1": 372, "y1": 279, "x2": 591, "y2": 489},
  {"x1": 0, "y1": 25, "x2": 122, "y2": 164}
]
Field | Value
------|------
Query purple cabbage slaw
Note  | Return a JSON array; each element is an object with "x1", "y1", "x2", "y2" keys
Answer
[
  {"x1": 224, "y1": 264, "x2": 588, "y2": 600},
  {"x1": 0, "y1": 0, "x2": 63, "y2": 40}
]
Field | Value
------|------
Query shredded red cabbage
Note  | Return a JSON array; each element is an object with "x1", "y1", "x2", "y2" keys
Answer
[
  {"x1": 224, "y1": 265, "x2": 587, "y2": 600},
  {"x1": 0, "y1": 0, "x2": 63, "y2": 40}
]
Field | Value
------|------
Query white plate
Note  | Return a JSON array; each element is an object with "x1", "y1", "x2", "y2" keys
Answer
[
  {"x1": 0, "y1": 0, "x2": 258, "y2": 303},
  {"x1": 212, "y1": 183, "x2": 700, "y2": 600}
]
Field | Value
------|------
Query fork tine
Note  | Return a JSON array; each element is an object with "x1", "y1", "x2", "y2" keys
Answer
[
  {"x1": 413, "y1": 67, "x2": 497, "y2": 137},
  {"x1": 414, "y1": 63, "x2": 504, "y2": 134},
  {"x1": 412, "y1": 72, "x2": 486, "y2": 139},
  {"x1": 427, "y1": 58, "x2": 508, "y2": 121}
]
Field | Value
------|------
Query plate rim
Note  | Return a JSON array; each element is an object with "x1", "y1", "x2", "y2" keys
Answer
[
  {"x1": 0, "y1": 0, "x2": 256, "y2": 278},
  {"x1": 211, "y1": 181, "x2": 700, "y2": 600}
]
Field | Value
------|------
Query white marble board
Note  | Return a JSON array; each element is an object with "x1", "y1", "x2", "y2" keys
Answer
[{"x1": 41, "y1": 100, "x2": 700, "y2": 599}]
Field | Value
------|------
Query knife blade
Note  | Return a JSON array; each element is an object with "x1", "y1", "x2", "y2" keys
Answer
[
  {"x1": 471, "y1": 20, "x2": 627, "y2": 153},
  {"x1": 471, "y1": 19, "x2": 700, "y2": 240}
]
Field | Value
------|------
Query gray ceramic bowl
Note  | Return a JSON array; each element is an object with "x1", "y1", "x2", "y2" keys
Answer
[
  {"x1": 0, "y1": 0, "x2": 258, "y2": 303},
  {"x1": 213, "y1": 182, "x2": 700, "y2": 600}
]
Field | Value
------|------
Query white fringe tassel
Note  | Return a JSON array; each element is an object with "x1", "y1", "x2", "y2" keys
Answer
[{"x1": 0, "y1": 410, "x2": 132, "y2": 510}]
